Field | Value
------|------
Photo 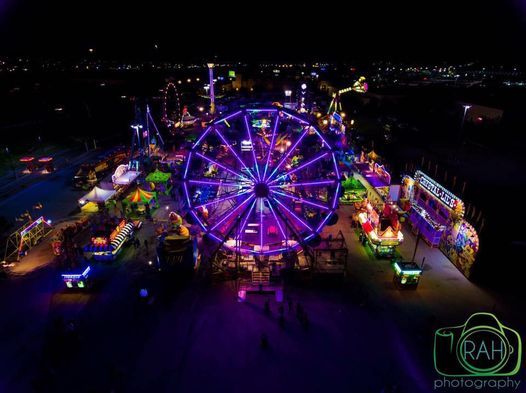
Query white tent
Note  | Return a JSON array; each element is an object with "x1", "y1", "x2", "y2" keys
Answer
[
  {"x1": 112, "y1": 164, "x2": 140, "y2": 185},
  {"x1": 79, "y1": 186, "x2": 116, "y2": 205}
]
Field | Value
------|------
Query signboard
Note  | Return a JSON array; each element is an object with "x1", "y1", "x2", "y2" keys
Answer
[
  {"x1": 228, "y1": 70, "x2": 236, "y2": 78},
  {"x1": 415, "y1": 171, "x2": 461, "y2": 211}
]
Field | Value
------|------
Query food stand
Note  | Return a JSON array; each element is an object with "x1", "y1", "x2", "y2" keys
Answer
[
  {"x1": 339, "y1": 175, "x2": 366, "y2": 204},
  {"x1": 357, "y1": 202, "x2": 403, "y2": 257},
  {"x1": 408, "y1": 171, "x2": 464, "y2": 247},
  {"x1": 353, "y1": 152, "x2": 391, "y2": 208},
  {"x1": 61, "y1": 266, "x2": 91, "y2": 289},
  {"x1": 392, "y1": 261, "x2": 422, "y2": 289}
]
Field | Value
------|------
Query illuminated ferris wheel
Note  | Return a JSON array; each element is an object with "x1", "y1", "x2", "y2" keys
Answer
[
  {"x1": 161, "y1": 82, "x2": 182, "y2": 130},
  {"x1": 183, "y1": 107, "x2": 341, "y2": 255}
]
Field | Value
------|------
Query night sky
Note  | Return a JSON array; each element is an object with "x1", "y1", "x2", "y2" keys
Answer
[{"x1": 1, "y1": 0, "x2": 525, "y2": 62}]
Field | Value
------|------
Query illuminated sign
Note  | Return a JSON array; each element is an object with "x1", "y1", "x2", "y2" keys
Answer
[
  {"x1": 21, "y1": 217, "x2": 45, "y2": 237},
  {"x1": 415, "y1": 171, "x2": 460, "y2": 210},
  {"x1": 228, "y1": 70, "x2": 236, "y2": 78}
]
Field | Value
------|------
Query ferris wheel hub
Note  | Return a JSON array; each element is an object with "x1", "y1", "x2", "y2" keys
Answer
[{"x1": 254, "y1": 182, "x2": 270, "y2": 198}]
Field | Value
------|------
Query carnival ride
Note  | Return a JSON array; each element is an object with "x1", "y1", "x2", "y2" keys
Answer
[
  {"x1": 183, "y1": 107, "x2": 341, "y2": 269},
  {"x1": 161, "y1": 82, "x2": 182, "y2": 130},
  {"x1": 327, "y1": 76, "x2": 368, "y2": 116},
  {"x1": 83, "y1": 218, "x2": 140, "y2": 261},
  {"x1": 3, "y1": 216, "x2": 53, "y2": 261}
]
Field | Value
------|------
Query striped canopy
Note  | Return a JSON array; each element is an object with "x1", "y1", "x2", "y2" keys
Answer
[{"x1": 126, "y1": 187, "x2": 155, "y2": 204}]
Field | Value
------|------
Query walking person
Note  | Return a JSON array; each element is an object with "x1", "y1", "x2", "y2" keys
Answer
[{"x1": 144, "y1": 238, "x2": 149, "y2": 255}]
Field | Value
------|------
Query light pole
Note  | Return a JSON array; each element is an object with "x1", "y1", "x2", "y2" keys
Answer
[
  {"x1": 456, "y1": 104, "x2": 471, "y2": 160},
  {"x1": 461, "y1": 104, "x2": 471, "y2": 129},
  {"x1": 207, "y1": 63, "x2": 216, "y2": 115}
]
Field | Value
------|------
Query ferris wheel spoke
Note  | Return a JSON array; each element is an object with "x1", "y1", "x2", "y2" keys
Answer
[
  {"x1": 270, "y1": 189, "x2": 330, "y2": 211},
  {"x1": 267, "y1": 198, "x2": 287, "y2": 240},
  {"x1": 243, "y1": 114, "x2": 261, "y2": 181},
  {"x1": 194, "y1": 152, "x2": 251, "y2": 182},
  {"x1": 269, "y1": 152, "x2": 329, "y2": 185},
  {"x1": 213, "y1": 126, "x2": 257, "y2": 182},
  {"x1": 269, "y1": 179, "x2": 336, "y2": 188},
  {"x1": 262, "y1": 114, "x2": 279, "y2": 182},
  {"x1": 195, "y1": 188, "x2": 252, "y2": 210},
  {"x1": 271, "y1": 194, "x2": 313, "y2": 232},
  {"x1": 209, "y1": 194, "x2": 255, "y2": 231},
  {"x1": 188, "y1": 179, "x2": 248, "y2": 188},
  {"x1": 237, "y1": 198, "x2": 257, "y2": 242},
  {"x1": 266, "y1": 127, "x2": 308, "y2": 182},
  {"x1": 259, "y1": 198, "x2": 264, "y2": 252}
]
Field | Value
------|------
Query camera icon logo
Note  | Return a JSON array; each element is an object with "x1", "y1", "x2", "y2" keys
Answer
[{"x1": 434, "y1": 312, "x2": 522, "y2": 377}]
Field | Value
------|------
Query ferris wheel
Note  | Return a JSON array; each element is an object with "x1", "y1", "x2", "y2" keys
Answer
[
  {"x1": 161, "y1": 82, "x2": 182, "y2": 130},
  {"x1": 183, "y1": 107, "x2": 341, "y2": 255}
]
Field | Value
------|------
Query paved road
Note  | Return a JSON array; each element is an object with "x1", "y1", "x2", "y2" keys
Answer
[{"x1": 1, "y1": 194, "x2": 523, "y2": 392}]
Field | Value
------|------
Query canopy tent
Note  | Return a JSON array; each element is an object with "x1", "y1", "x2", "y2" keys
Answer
[
  {"x1": 145, "y1": 169, "x2": 171, "y2": 183},
  {"x1": 79, "y1": 186, "x2": 116, "y2": 205},
  {"x1": 145, "y1": 169, "x2": 172, "y2": 194},
  {"x1": 125, "y1": 187, "x2": 156, "y2": 204}
]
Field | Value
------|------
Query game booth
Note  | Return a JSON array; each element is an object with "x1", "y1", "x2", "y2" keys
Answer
[
  {"x1": 123, "y1": 187, "x2": 158, "y2": 218},
  {"x1": 78, "y1": 186, "x2": 117, "y2": 213},
  {"x1": 83, "y1": 218, "x2": 140, "y2": 261},
  {"x1": 61, "y1": 266, "x2": 92, "y2": 289},
  {"x1": 408, "y1": 171, "x2": 465, "y2": 247},
  {"x1": 357, "y1": 201, "x2": 404, "y2": 257},
  {"x1": 112, "y1": 163, "x2": 140, "y2": 186},
  {"x1": 391, "y1": 261, "x2": 423, "y2": 289},
  {"x1": 339, "y1": 174, "x2": 366, "y2": 204},
  {"x1": 353, "y1": 151, "x2": 391, "y2": 208},
  {"x1": 145, "y1": 169, "x2": 172, "y2": 195}
]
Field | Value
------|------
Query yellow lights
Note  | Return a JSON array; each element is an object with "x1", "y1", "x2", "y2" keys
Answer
[
  {"x1": 341, "y1": 112, "x2": 346, "y2": 118},
  {"x1": 322, "y1": 119, "x2": 328, "y2": 125},
  {"x1": 187, "y1": 78, "x2": 192, "y2": 83},
  {"x1": 350, "y1": 119, "x2": 355, "y2": 125}
]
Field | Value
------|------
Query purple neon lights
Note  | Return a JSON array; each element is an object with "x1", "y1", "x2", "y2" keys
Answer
[
  {"x1": 184, "y1": 108, "x2": 339, "y2": 255},
  {"x1": 244, "y1": 115, "x2": 261, "y2": 180},
  {"x1": 213, "y1": 126, "x2": 257, "y2": 182},
  {"x1": 195, "y1": 188, "x2": 252, "y2": 209},
  {"x1": 266, "y1": 127, "x2": 309, "y2": 180},
  {"x1": 262, "y1": 114, "x2": 279, "y2": 181},
  {"x1": 195, "y1": 152, "x2": 250, "y2": 181},
  {"x1": 210, "y1": 194, "x2": 255, "y2": 231},
  {"x1": 269, "y1": 180, "x2": 336, "y2": 188},
  {"x1": 270, "y1": 190, "x2": 329, "y2": 210},
  {"x1": 269, "y1": 152, "x2": 329, "y2": 185}
]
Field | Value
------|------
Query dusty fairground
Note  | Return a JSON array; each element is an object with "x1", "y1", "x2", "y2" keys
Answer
[{"x1": 1, "y1": 201, "x2": 523, "y2": 393}]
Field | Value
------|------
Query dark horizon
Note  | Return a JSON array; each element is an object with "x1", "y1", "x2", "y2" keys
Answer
[{"x1": 1, "y1": 0, "x2": 525, "y2": 63}]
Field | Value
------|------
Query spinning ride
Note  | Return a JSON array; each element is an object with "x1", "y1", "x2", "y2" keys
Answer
[{"x1": 183, "y1": 108, "x2": 340, "y2": 256}]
